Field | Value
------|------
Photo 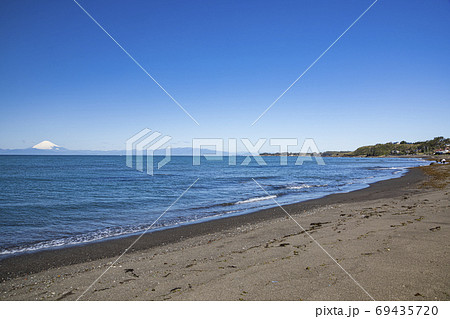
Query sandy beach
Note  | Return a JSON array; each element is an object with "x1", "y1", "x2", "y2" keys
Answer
[{"x1": 0, "y1": 164, "x2": 448, "y2": 301}]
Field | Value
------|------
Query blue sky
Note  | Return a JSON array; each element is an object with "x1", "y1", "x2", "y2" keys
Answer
[{"x1": 1, "y1": 0, "x2": 449, "y2": 152}]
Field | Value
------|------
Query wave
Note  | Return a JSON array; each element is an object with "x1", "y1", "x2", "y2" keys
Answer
[
  {"x1": 271, "y1": 183, "x2": 327, "y2": 190},
  {"x1": 369, "y1": 166, "x2": 408, "y2": 171},
  {"x1": 0, "y1": 216, "x2": 207, "y2": 256},
  {"x1": 0, "y1": 203, "x2": 273, "y2": 257},
  {"x1": 286, "y1": 184, "x2": 327, "y2": 190},
  {"x1": 235, "y1": 195, "x2": 276, "y2": 205},
  {"x1": 0, "y1": 226, "x2": 146, "y2": 256}
]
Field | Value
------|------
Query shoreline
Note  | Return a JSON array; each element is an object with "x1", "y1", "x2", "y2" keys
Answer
[{"x1": 0, "y1": 166, "x2": 426, "y2": 282}]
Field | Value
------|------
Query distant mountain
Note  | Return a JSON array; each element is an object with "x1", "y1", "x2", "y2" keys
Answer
[
  {"x1": 0, "y1": 141, "x2": 228, "y2": 156},
  {"x1": 32, "y1": 140, "x2": 64, "y2": 150}
]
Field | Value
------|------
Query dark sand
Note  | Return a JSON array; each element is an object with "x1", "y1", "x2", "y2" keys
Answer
[{"x1": 0, "y1": 165, "x2": 448, "y2": 300}]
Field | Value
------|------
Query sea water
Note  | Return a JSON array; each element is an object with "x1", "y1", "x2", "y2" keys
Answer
[{"x1": 0, "y1": 155, "x2": 427, "y2": 256}]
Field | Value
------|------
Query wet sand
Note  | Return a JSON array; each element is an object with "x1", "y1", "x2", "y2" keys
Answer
[{"x1": 0, "y1": 165, "x2": 449, "y2": 300}]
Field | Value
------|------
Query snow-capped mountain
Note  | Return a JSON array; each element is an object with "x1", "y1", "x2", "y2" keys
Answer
[
  {"x1": 32, "y1": 141, "x2": 62, "y2": 150},
  {"x1": 0, "y1": 140, "x2": 73, "y2": 155}
]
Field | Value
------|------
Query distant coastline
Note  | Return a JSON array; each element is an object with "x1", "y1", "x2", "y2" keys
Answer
[{"x1": 261, "y1": 136, "x2": 450, "y2": 159}]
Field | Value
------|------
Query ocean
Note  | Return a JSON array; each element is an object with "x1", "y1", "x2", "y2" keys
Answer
[{"x1": 0, "y1": 155, "x2": 427, "y2": 257}]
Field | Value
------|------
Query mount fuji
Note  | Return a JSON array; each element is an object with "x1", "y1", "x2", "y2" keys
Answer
[{"x1": 32, "y1": 140, "x2": 63, "y2": 150}]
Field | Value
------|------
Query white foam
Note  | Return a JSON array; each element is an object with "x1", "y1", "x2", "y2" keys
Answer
[
  {"x1": 235, "y1": 195, "x2": 276, "y2": 205},
  {"x1": 286, "y1": 185, "x2": 312, "y2": 190},
  {"x1": 285, "y1": 184, "x2": 327, "y2": 190},
  {"x1": 374, "y1": 167, "x2": 407, "y2": 170}
]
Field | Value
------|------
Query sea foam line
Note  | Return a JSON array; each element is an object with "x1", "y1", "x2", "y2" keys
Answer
[{"x1": 235, "y1": 195, "x2": 276, "y2": 205}]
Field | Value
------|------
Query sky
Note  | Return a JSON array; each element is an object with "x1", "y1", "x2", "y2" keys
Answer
[{"x1": 0, "y1": 0, "x2": 449, "y2": 152}]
